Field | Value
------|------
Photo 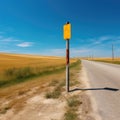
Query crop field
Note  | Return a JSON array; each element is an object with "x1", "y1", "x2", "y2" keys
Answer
[
  {"x1": 0, "y1": 53, "x2": 66, "y2": 72},
  {"x1": 93, "y1": 58, "x2": 120, "y2": 64},
  {"x1": 0, "y1": 53, "x2": 77, "y2": 88}
]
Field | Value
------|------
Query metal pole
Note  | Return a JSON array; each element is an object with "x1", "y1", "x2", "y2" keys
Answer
[
  {"x1": 112, "y1": 44, "x2": 114, "y2": 61},
  {"x1": 66, "y1": 39, "x2": 69, "y2": 92}
]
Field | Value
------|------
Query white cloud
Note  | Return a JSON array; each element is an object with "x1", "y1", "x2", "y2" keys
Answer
[
  {"x1": 0, "y1": 50, "x2": 17, "y2": 53},
  {"x1": 1, "y1": 37, "x2": 19, "y2": 42},
  {"x1": 42, "y1": 48, "x2": 91, "y2": 57},
  {"x1": 80, "y1": 36, "x2": 120, "y2": 47},
  {"x1": 45, "y1": 48, "x2": 65, "y2": 56},
  {"x1": 98, "y1": 36, "x2": 111, "y2": 41},
  {"x1": 71, "y1": 48, "x2": 90, "y2": 54},
  {"x1": 17, "y1": 42, "x2": 33, "y2": 47},
  {"x1": 0, "y1": 36, "x2": 20, "y2": 42},
  {"x1": 90, "y1": 36, "x2": 112, "y2": 45}
]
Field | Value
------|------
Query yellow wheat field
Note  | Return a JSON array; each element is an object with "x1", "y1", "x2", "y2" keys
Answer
[
  {"x1": 93, "y1": 57, "x2": 120, "y2": 61},
  {"x1": 0, "y1": 53, "x2": 76, "y2": 74},
  {"x1": 0, "y1": 54, "x2": 76, "y2": 84}
]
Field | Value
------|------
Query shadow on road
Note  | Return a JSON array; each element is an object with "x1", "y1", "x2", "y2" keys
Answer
[{"x1": 69, "y1": 87, "x2": 119, "y2": 92}]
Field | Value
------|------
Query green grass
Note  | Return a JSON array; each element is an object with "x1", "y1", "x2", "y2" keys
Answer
[
  {"x1": 64, "y1": 110, "x2": 78, "y2": 120},
  {"x1": 0, "y1": 66, "x2": 65, "y2": 88},
  {"x1": 64, "y1": 95, "x2": 82, "y2": 120},
  {"x1": 70, "y1": 60, "x2": 80, "y2": 68},
  {"x1": 45, "y1": 90, "x2": 61, "y2": 99},
  {"x1": 45, "y1": 82, "x2": 63, "y2": 99},
  {"x1": 0, "y1": 60, "x2": 80, "y2": 88},
  {"x1": 67, "y1": 95, "x2": 82, "y2": 108}
]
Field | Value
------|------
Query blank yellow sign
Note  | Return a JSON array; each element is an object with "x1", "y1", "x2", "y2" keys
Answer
[{"x1": 63, "y1": 23, "x2": 71, "y2": 40}]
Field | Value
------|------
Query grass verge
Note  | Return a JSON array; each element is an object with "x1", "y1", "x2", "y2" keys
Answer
[
  {"x1": 45, "y1": 60, "x2": 81, "y2": 99},
  {"x1": 45, "y1": 60, "x2": 82, "y2": 119},
  {"x1": 0, "y1": 59, "x2": 81, "y2": 115},
  {"x1": 64, "y1": 95, "x2": 82, "y2": 120},
  {"x1": 64, "y1": 60, "x2": 82, "y2": 120},
  {"x1": 0, "y1": 60, "x2": 80, "y2": 88},
  {"x1": 45, "y1": 85, "x2": 62, "y2": 99}
]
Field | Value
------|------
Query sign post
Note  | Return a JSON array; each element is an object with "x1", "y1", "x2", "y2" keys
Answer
[{"x1": 63, "y1": 21, "x2": 71, "y2": 92}]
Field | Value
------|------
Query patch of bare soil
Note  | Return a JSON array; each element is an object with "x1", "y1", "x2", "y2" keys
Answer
[
  {"x1": 1, "y1": 94, "x2": 65, "y2": 120},
  {"x1": 0, "y1": 66, "x2": 100, "y2": 120}
]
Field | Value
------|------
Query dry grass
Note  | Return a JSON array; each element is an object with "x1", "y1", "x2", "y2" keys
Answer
[
  {"x1": 0, "y1": 53, "x2": 80, "y2": 114},
  {"x1": 0, "y1": 70, "x2": 67, "y2": 114},
  {"x1": 0, "y1": 53, "x2": 76, "y2": 73},
  {"x1": 93, "y1": 57, "x2": 120, "y2": 64},
  {"x1": 0, "y1": 53, "x2": 77, "y2": 87}
]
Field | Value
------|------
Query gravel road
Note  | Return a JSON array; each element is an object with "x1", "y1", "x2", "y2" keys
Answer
[{"x1": 82, "y1": 60, "x2": 120, "y2": 120}]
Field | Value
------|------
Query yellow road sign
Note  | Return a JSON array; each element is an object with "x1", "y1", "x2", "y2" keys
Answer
[{"x1": 63, "y1": 22, "x2": 71, "y2": 40}]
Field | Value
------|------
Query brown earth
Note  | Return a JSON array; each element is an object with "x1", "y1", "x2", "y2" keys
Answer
[{"x1": 0, "y1": 66, "x2": 97, "y2": 120}]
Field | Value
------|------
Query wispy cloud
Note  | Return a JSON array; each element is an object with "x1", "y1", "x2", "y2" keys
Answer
[
  {"x1": 92, "y1": 36, "x2": 113, "y2": 45},
  {"x1": 71, "y1": 48, "x2": 90, "y2": 54},
  {"x1": 1, "y1": 37, "x2": 19, "y2": 42},
  {"x1": 0, "y1": 50, "x2": 17, "y2": 53},
  {"x1": 79, "y1": 36, "x2": 120, "y2": 49},
  {"x1": 17, "y1": 42, "x2": 33, "y2": 47},
  {"x1": 45, "y1": 48, "x2": 65, "y2": 56},
  {"x1": 42, "y1": 48, "x2": 91, "y2": 57},
  {"x1": 91, "y1": 36, "x2": 120, "y2": 45},
  {"x1": 0, "y1": 36, "x2": 20, "y2": 42}
]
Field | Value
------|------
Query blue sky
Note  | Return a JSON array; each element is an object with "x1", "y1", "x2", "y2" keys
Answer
[{"x1": 0, "y1": 0, "x2": 120, "y2": 57}]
